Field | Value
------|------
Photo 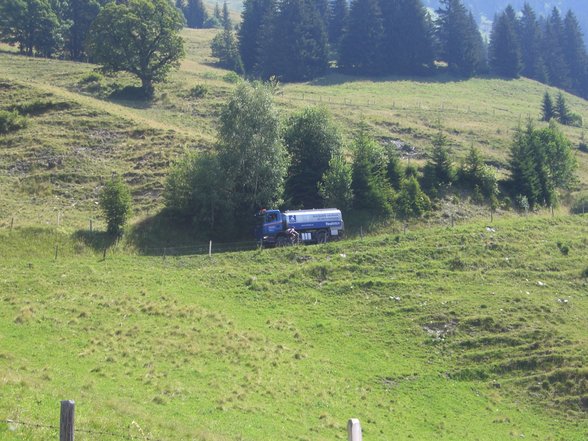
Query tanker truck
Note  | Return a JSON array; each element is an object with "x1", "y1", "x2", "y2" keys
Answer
[{"x1": 255, "y1": 208, "x2": 344, "y2": 247}]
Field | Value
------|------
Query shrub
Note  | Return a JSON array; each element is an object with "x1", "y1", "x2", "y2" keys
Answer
[
  {"x1": 570, "y1": 193, "x2": 588, "y2": 215},
  {"x1": 568, "y1": 112, "x2": 583, "y2": 128},
  {"x1": 99, "y1": 176, "x2": 132, "y2": 236},
  {"x1": 13, "y1": 100, "x2": 71, "y2": 115},
  {"x1": 223, "y1": 71, "x2": 241, "y2": 83},
  {"x1": 0, "y1": 110, "x2": 27, "y2": 134},
  {"x1": 582, "y1": 267, "x2": 588, "y2": 278},
  {"x1": 79, "y1": 71, "x2": 104, "y2": 84},
  {"x1": 189, "y1": 84, "x2": 208, "y2": 98}
]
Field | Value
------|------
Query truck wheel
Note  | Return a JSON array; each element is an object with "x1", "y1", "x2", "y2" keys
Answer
[
  {"x1": 276, "y1": 236, "x2": 289, "y2": 247},
  {"x1": 316, "y1": 230, "x2": 328, "y2": 244}
]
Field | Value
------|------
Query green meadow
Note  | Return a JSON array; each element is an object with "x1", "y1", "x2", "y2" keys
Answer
[
  {"x1": 1, "y1": 216, "x2": 587, "y2": 440},
  {"x1": 1, "y1": 28, "x2": 588, "y2": 440}
]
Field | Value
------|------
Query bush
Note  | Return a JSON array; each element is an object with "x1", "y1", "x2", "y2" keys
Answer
[
  {"x1": 188, "y1": 84, "x2": 208, "y2": 98},
  {"x1": 13, "y1": 100, "x2": 70, "y2": 115},
  {"x1": 570, "y1": 193, "x2": 588, "y2": 215},
  {"x1": 0, "y1": 110, "x2": 27, "y2": 134},
  {"x1": 223, "y1": 71, "x2": 241, "y2": 84},
  {"x1": 582, "y1": 267, "x2": 588, "y2": 278},
  {"x1": 99, "y1": 176, "x2": 132, "y2": 236},
  {"x1": 79, "y1": 71, "x2": 104, "y2": 84},
  {"x1": 568, "y1": 112, "x2": 583, "y2": 128}
]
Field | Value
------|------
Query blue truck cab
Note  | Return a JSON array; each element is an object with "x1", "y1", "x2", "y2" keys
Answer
[{"x1": 255, "y1": 208, "x2": 344, "y2": 247}]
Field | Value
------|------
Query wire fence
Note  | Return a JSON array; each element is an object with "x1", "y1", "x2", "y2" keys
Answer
[{"x1": 1, "y1": 418, "x2": 152, "y2": 440}]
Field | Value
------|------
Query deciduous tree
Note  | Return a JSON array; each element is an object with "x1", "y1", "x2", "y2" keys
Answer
[{"x1": 86, "y1": 0, "x2": 185, "y2": 98}]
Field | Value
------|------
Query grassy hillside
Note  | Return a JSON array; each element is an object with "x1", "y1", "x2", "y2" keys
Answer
[
  {"x1": 1, "y1": 29, "x2": 588, "y2": 230},
  {"x1": 0, "y1": 215, "x2": 587, "y2": 440}
]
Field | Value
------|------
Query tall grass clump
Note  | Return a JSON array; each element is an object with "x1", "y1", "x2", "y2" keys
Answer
[{"x1": 0, "y1": 109, "x2": 27, "y2": 134}]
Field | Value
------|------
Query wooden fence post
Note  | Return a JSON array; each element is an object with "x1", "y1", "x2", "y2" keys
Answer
[
  {"x1": 89, "y1": 219, "x2": 93, "y2": 232},
  {"x1": 360, "y1": 226, "x2": 364, "y2": 240},
  {"x1": 60, "y1": 400, "x2": 75, "y2": 441},
  {"x1": 209, "y1": 240, "x2": 212, "y2": 258},
  {"x1": 347, "y1": 419, "x2": 362, "y2": 441},
  {"x1": 54, "y1": 245, "x2": 59, "y2": 261},
  {"x1": 10, "y1": 217, "x2": 14, "y2": 231}
]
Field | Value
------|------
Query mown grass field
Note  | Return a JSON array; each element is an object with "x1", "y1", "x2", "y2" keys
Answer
[
  {"x1": 1, "y1": 29, "x2": 588, "y2": 230},
  {"x1": 0, "y1": 215, "x2": 587, "y2": 440}
]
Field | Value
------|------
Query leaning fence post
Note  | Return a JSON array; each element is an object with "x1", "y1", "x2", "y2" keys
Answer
[
  {"x1": 54, "y1": 245, "x2": 59, "y2": 261},
  {"x1": 60, "y1": 400, "x2": 75, "y2": 441},
  {"x1": 10, "y1": 217, "x2": 14, "y2": 231},
  {"x1": 347, "y1": 418, "x2": 362, "y2": 441}
]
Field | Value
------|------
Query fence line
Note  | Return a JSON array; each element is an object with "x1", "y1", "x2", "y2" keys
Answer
[
  {"x1": 2, "y1": 418, "x2": 140, "y2": 440},
  {"x1": 2, "y1": 401, "x2": 361, "y2": 441}
]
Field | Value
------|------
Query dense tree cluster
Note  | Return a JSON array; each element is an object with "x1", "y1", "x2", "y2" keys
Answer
[
  {"x1": 165, "y1": 79, "x2": 575, "y2": 236},
  {"x1": 236, "y1": 0, "x2": 487, "y2": 80},
  {"x1": 488, "y1": 5, "x2": 588, "y2": 99},
  {"x1": 0, "y1": 0, "x2": 226, "y2": 60}
]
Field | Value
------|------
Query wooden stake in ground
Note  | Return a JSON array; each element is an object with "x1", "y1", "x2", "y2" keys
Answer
[{"x1": 60, "y1": 400, "x2": 75, "y2": 441}]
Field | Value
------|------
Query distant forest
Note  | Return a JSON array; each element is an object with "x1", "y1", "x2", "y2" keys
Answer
[{"x1": 229, "y1": 0, "x2": 588, "y2": 99}]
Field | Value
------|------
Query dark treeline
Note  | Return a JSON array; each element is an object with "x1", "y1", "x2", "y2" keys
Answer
[
  {"x1": 0, "y1": 0, "x2": 228, "y2": 61},
  {"x1": 489, "y1": 5, "x2": 588, "y2": 98},
  {"x1": 235, "y1": 0, "x2": 588, "y2": 99}
]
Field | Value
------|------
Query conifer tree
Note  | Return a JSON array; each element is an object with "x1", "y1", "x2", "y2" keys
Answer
[
  {"x1": 555, "y1": 92, "x2": 571, "y2": 125},
  {"x1": 518, "y1": 3, "x2": 547, "y2": 82},
  {"x1": 380, "y1": 0, "x2": 435, "y2": 75},
  {"x1": 221, "y1": 1, "x2": 231, "y2": 30},
  {"x1": 238, "y1": 0, "x2": 275, "y2": 73},
  {"x1": 489, "y1": 6, "x2": 522, "y2": 78},
  {"x1": 258, "y1": 0, "x2": 328, "y2": 82},
  {"x1": 339, "y1": 0, "x2": 383, "y2": 74},
  {"x1": 351, "y1": 124, "x2": 394, "y2": 215},
  {"x1": 213, "y1": 2, "x2": 221, "y2": 21},
  {"x1": 184, "y1": 0, "x2": 209, "y2": 29},
  {"x1": 563, "y1": 10, "x2": 588, "y2": 98},
  {"x1": 541, "y1": 91, "x2": 554, "y2": 121},
  {"x1": 542, "y1": 8, "x2": 570, "y2": 90},
  {"x1": 328, "y1": 0, "x2": 348, "y2": 53},
  {"x1": 436, "y1": 0, "x2": 486, "y2": 77},
  {"x1": 423, "y1": 131, "x2": 455, "y2": 193}
]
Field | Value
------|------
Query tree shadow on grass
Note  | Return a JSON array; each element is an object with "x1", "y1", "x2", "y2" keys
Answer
[
  {"x1": 72, "y1": 230, "x2": 118, "y2": 253},
  {"x1": 125, "y1": 210, "x2": 209, "y2": 256}
]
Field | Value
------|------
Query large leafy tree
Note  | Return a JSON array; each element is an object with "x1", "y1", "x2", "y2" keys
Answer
[
  {"x1": 216, "y1": 82, "x2": 289, "y2": 218},
  {"x1": 283, "y1": 107, "x2": 343, "y2": 208},
  {"x1": 339, "y1": 0, "x2": 383, "y2": 74},
  {"x1": 0, "y1": 0, "x2": 62, "y2": 57},
  {"x1": 86, "y1": 0, "x2": 185, "y2": 98},
  {"x1": 489, "y1": 6, "x2": 522, "y2": 78},
  {"x1": 436, "y1": 0, "x2": 486, "y2": 77},
  {"x1": 64, "y1": 0, "x2": 100, "y2": 60},
  {"x1": 380, "y1": 0, "x2": 435, "y2": 75}
]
